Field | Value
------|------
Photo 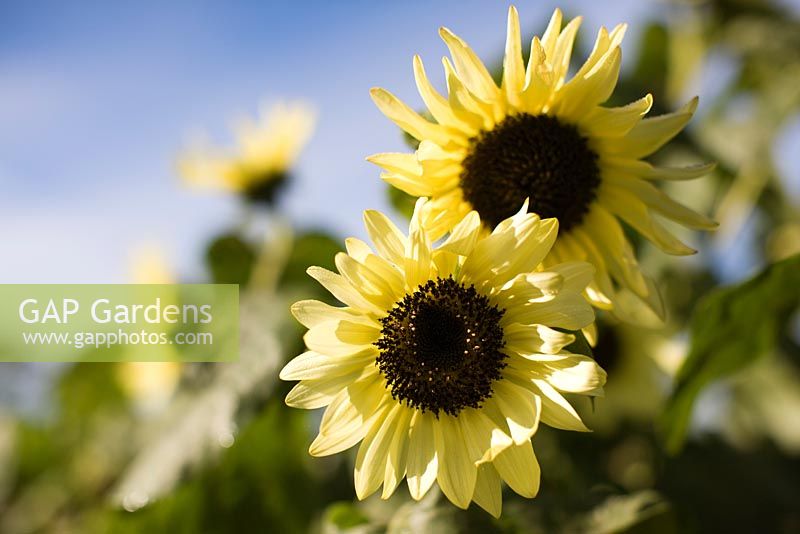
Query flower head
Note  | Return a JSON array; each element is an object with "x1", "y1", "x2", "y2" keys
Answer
[
  {"x1": 368, "y1": 7, "x2": 717, "y2": 318},
  {"x1": 281, "y1": 199, "x2": 605, "y2": 516},
  {"x1": 180, "y1": 101, "x2": 315, "y2": 205}
]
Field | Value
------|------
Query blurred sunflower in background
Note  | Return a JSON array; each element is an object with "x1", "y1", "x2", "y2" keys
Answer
[
  {"x1": 369, "y1": 6, "x2": 717, "y2": 321},
  {"x1": 179, "y1": 101, "x2": 315, "y2": 206},
  {"x1": 116, "y1": 244, "x2": 182, "y2": 416},
  {"x1": 281, "y1": 199, "x2": 606, "y2": 516}
]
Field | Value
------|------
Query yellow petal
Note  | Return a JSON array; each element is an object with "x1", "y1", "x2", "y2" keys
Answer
[
  {"x1": 440, "y1": 210, "x2": 481, "y2": 256},
  {"x1": 521, "y1": 37, "x2": 553, "y2": 113},
  {"x1": 500, "y1": 217, "x2": 559, "y2": 286},
  {"x1": 335, "y1": 252, "x2": 398, "y2": 310},
  {"x1": 599, "y1": 186, "x2": 697, "y2": 255},
  {"x1": 504, "y1": 323, "x2": 576, "y2": 355},
  {"x1": 280, "y1": 349, "x2": 374, "y2": 381},
  {"x1": 434, "y1": 415, "x2": 478, "y2": 509},
  {"x1": 492, "y1": 380, "x2": 542, "y2": 445},
  {"x1": 502, "y1": 6, "x2": 525, "y2": 106},
  {"x1": 601, "y1": 97, "x2": 699, "y2": 158},
  {"x1": 304, "y1": 320, "x2": 380, "y2": 356},
  {"x1": 493, "y1": 440, "x2": 540, "y2": 498},
  {"x1": 556, "y1": 47, "x2": 621, "y2": 120},
  {"x1": 285, "y1": 366, "x2": 376, "y2": 409},
  {"x1": 407, "y1": 411, "x2": 438, "y2": 500},
  {"x1": 513, "y1": 354, "x2": 606, "y2": 395},
  {"x1": 602, "y1": 158, "x2": 716, "y2": 182},
  {"x1": 432, "y1": 249, "x2": 459, "y2": 279},
  {"x1": 311, "y1": 381, "x2": 387, "y2": 456},
  {"x1": 460, "y1": 408, "x2": 514, "y2": 465},
  {"x1": 290, "y1": 299, "x2": 367, "y2": 329},
  {"x1": 581, "y1": 94, "x2": 652, "y2": 138},
  {"x1": 382, "y1": 407, "x2": 412, "y2": 499},
  {"x1": 443, "y1": 58, "x2": 495, "y2": 128},
  {"x1": 366, "y1": 152, "x2": 421, "y2": 176},
  {"x1": 505, "y1": 293, "x2": 594, "y2": 331},
  {"x1": 413, "y1": 55, "x2": 477, "y2": 134},
  {"x1": 370, "y1": 87, "x2": 454, "y2": 145},
  {"x1": 540, "y1": 9, "x2": 564, "y2": 59},
  {"x1": 345, "y1": 238, "x2": 373, "y2": 263},
  {"x1": 405, "y1": 217, "x2": 433, "y2": 290},
  {"x1": 546, "y1": 261, "x2": 596, "y2": 294},
  {"x1": 579, "y1": 206, "x2": 648, "y2": 296},
  {"x1": 545, "y1": 354, "x2": 607, "y2": 395},
  {"x1": 472, "y1": 463, "x2": 503, "y2": 518},
  {"x1": 604, "y1": 178, "x2": 718, "y2": 230},
  {"x1": 550, "y1": 16, "x2": 583, "y2": 85},
  {"x1": 307, "y1": 266, "x2": 384, "y2": 315},
  {"x1": 381, "y1": 172, "x2": 436, "y2": 197},
  {"x1": 439, "y1": 27, "x2": 500, "y2": 104},
  {"x1": 354, "y1": 403, "x2": 403, "y2": 500},
  {"x1": 530, "y1": 379, "x2": 589, "y2": 432},
  {"x1": 363, "y1": 209, "x2": 408, "y2": 265}
]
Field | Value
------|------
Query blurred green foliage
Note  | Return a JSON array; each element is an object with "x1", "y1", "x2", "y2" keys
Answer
[
  {"x1": 661, "y1": 253, "x2": 800, "y2": 453},
  {"x1": 2, "y1": 0, "x2": 800, "y2": 533}
]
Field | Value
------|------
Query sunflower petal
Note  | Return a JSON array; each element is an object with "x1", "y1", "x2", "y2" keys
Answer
[
  {"x1": 435, "y1": 415, "x2": 478, "y2": 509},
  {"x1": 472, "y1": 463, "x2": 503, "y2": 518},
  {"x1": 290, "y1": 299, "x2": 367, "y2": 329},
  {"x1": 493, "y1": 380, "x2": 542, "y2": 444},
  {"x1": 382, "y1": 407, "x2": 412, "y2": 499},
  {"x1": 493, "y1": 440, "x2": 541, "y2": 498},
  {"x1": 605, "y1": 178, "x2": 718, "y2": 230},
  {"x1": 311, "y1": 381, "x2": 387, "y2": 456},
  {"x1": 285, "y1": 366, "x2": 376, "y2": 409},
  {"x1": 363, "y1": 210, "x2": 408, "y2": 265},
  {"x1": 439, "y1": 27, "x2": 500, "y2": 103},
  {"x1": 582, "y1": 94, "x2": 652, "y2": 138},
  {"x1": 599, "y1": 186, "x2": 697, "y2": 255},
  {"x1": 370, "y1": 87, "x2": 454, "y2": 145},
  {"x1": 530, "y1": 379, "x2": 590, "y2": 432},
  {"x1": 441, "y1": 210, "x2": 481, "y2": 256},
  {"x1": 354, "y1": 403, "x2": 403, "y2": 500},
  {"x1": 502, "y1": 6, "x2": 525, "y2": 105},
  {"x1": 603, "y1": 97, "x2": 699, "y2": 158},
  {"x1": 413, "y1": 55, "x2": 478, "y2": 134},
  {"x1": 306, "y1": 266, "x2": 384, "y2": 314},
  {"x1": 280, "y1": 349, "x2": 375, "y2": 381},
  {"x1": 407, "y1": 411, "x2": 439, "y2": 500}
]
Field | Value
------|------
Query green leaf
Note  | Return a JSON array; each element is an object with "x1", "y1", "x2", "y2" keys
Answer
[
  {"x1": 279, "y1": 231, "x2": 342, "y2": 289},
  {"x1": 659, "y1": 253, "x2": 800, "y2": 453},
  {"x1": 205, "y1": 233, "x2": 256, "y2": 286},
  {"x1": 324, "y1": 501, "x2": 371, "y2": 530}
]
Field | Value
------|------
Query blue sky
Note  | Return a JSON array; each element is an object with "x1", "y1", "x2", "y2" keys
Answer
[{"x1": 0, "y1": 0, "x2": 752, "y2": 282}]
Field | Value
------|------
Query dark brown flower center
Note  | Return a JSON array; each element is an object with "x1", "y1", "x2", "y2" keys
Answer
[
  {"x1": 375, "y1": 277, "x2": 506, "y2": 416},
  {"x1": 242, "y1": 170, "x2": 288, "y2": 205},
  {"x1": 459, "y1": 113, "x2": 600, "y2": 231}
]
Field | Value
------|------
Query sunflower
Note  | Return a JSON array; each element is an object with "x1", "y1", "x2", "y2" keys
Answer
[
  {"x1": 280, "y1": 199, "x2": 605, "y2": 516},
  {"x1": 179, "y1": 101, "x2": 315, "y2": 205},
  {"x1": 368, "y1": 6, "x2": 716, "y2": 319},
  {"x1": 118, "y1": 245, "x2": 182, "y2": 415}
]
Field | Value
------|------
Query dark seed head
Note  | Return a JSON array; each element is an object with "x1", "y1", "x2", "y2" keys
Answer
[
  {"x1": 459, "y1": 113, "x2": 600, "y2": 231},
  {"x1": 242, "y1": 170, "x2": 289, "y2": 205},
  {"x1": 374, "y1": 277, "x2": 507, "y2": 417}
]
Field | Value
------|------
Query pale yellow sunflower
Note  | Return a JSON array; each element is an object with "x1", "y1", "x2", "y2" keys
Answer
[
  {"x1": 280, "y1": 199, "x2": 606, "y2": 516},
  {"x1": 179, "y1": 101, "x2": 315, "y2": 205},
  {"x1": 117, "y1": 244, "x2": 181, "y2": 414},
  {"x1": 368, "y1": 6, "x2": 716, "y2": 320}
]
